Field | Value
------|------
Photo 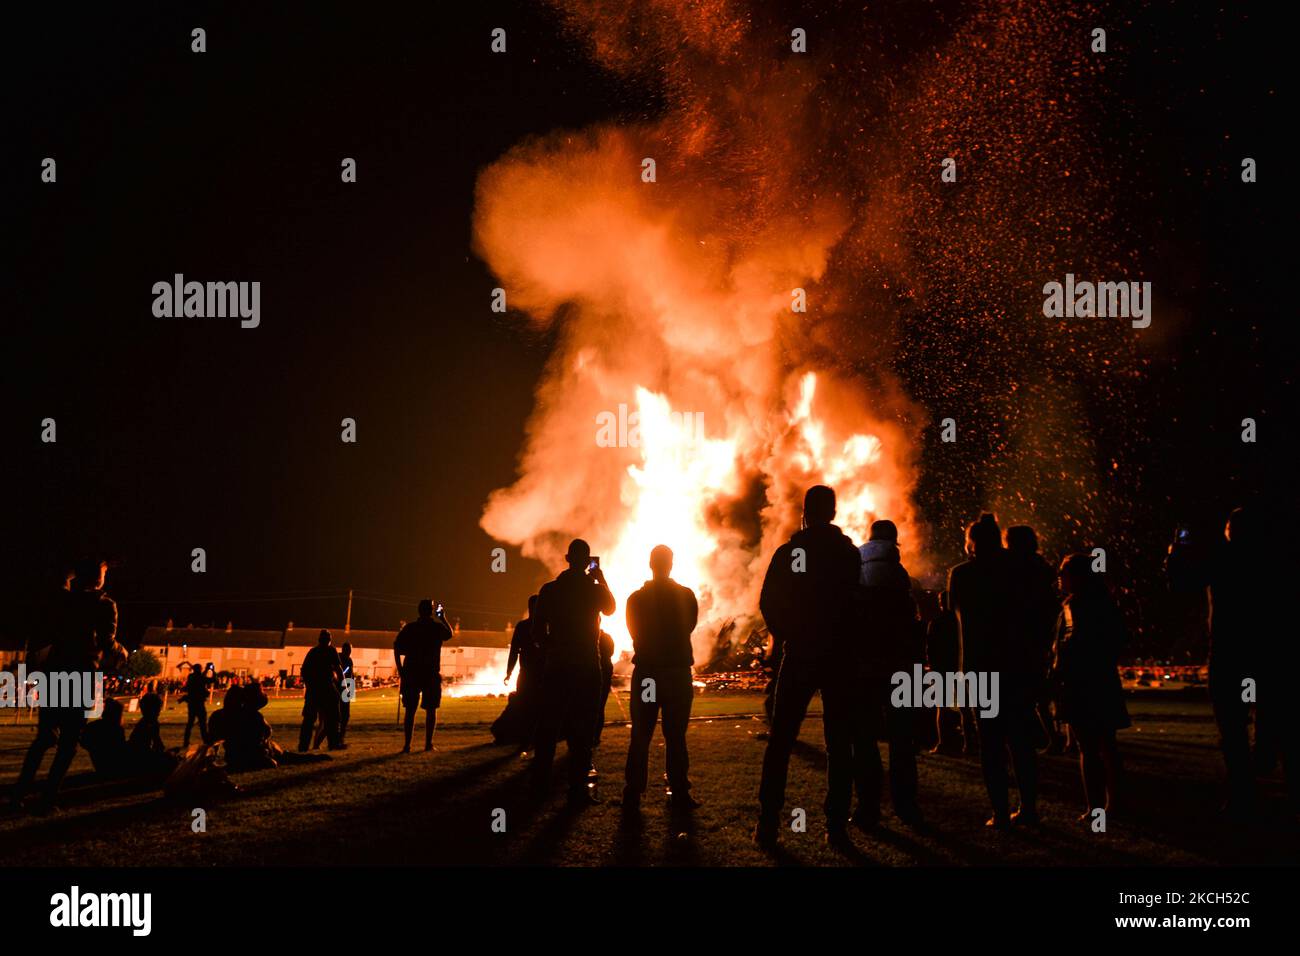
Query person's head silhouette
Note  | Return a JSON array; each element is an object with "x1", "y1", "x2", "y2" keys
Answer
[
  {"x1": 318, "y1": 629, "x2": 332, "y2": 646},
  {"x1": 1226, "y1": 506, "x2": 1255, "y2": 547},
  {"x1": 868, "y1": 519, "x2": 898, "y2": 542},
  {"x1": 966, "y1": 513, "x2": 1002, "y2": 557},
  {"x1": 1005, "y1": 525, "x2": 1039, "y2": 554},
  {"x1": 100, "y1": 696, "x2": 124, "y2": 727},
  {"x1": 565, "y1": 538, "x2": 592, "y2": 571},
  {"x1": 803, "y1": 485, "x2": 836, "y2": 528},
  {"x1": 417, "y1": 599, "x2": 434, "y2": 619},
  {"x1": 649, "y1": 544, "x2": 674, "y2": 579},
  {"x1": 1058, "y1": 553, "x2": 1104, "y2": 598},
  {"x1": 527, "y1": 594, "x2": 538, "y2": 616},
  {"x1": 73, "y1": 558, "x2": 107, "y2": 590}
]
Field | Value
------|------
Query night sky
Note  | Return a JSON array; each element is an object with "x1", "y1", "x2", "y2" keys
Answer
[{"x1": 5, "y1": 2, "x2": 1289, "y2": 650}]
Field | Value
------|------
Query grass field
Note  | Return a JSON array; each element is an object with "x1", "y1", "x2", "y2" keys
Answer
[{"x1": 0, "y1": 688, "x2": 1294, "y2": 867}]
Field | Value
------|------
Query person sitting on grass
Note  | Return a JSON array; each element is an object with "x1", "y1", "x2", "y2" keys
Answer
[
  {"x1": 82, "y1": 697, "x2": 178, "y2": 781},
  {"x1": 127, "y1": 692, "x2": 181, "y2": 774},
  {"x1": 242, "y1": 677, "x2": 268, "y2": 711},
  {"x1": 128, "y1": 692, "x2": 167, "y2": 754},
  {"x1": 210, "y1": 684, "x2": 328, "y2": 771},
  {"x1": 208, "y1": 686, "x2": 274, "y2": 771},
  {"x1": 80, "y1": 697, "x2": 133, "y2": 778}
]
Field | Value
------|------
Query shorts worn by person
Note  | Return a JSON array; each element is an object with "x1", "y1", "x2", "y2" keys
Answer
[{"x1": 394, "y1": 601, "x2": 454, "y2": 752}]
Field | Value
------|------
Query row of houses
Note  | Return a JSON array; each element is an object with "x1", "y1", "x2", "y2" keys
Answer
[
  {"x1": 0, "y1": 622, "x2": 517, "y2": 686},
  {"x1": 132, "y1": 622, "x2": 514, "y2": 684}
]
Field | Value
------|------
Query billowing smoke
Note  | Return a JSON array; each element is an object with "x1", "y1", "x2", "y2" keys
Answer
[{"x1": 473, "y1": 0, "x2": 1136, "y2": 654}]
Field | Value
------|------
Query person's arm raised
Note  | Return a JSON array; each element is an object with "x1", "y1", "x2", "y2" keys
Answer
[{"x1": 591, "y1": 566, "x2": 616, "y2": 615}]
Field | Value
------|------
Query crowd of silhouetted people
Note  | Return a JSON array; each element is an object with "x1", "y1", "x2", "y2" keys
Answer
[
  {"x1": 5, "y1": 558, "x2": 350, "y2": 815},
  {"x1": 486, "y1": 486, "x2": 1294, "y2": 847},
  {"x1": 6, "y1": 493, "x2": 1296, "y2": 849}
]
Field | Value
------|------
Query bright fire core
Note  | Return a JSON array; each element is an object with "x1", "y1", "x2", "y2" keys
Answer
[{"x1": 596, "y1": 372, "x2": 896, "y2": 663}]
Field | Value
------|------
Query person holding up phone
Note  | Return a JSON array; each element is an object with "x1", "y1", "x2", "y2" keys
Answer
[
  {"x1": 393, "y1": 599, "x2": 454, "y2": 752},
  {"x1": 530, "y1": 538, "x2": 616, "y2": 805}
]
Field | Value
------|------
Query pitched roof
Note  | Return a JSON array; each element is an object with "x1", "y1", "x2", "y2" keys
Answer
[
  {"x1": 287, "y1": 627, "x2": 513, "y2": 650},
  {"x1": 447, "y1": 629, "x2": 512, "y2": 649},
  {"x1": 137, "y1": 624, "x2": 515, "y2": 651},
  {"x1": 284, "y1": 627, "x2": 394, "y2": 650},
  {"x1": 140, "y1": 626, "x2": 284, "y2": 649}
]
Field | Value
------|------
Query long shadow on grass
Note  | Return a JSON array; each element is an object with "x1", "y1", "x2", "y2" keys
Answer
[
  {"x1": 0, "y1": 791, "x2": 220, "y2": 864},
  {"x1": 248, "y1": 743, "x2": 528, "y2": 864},
  {"x1": 3, "y1": 768, "x2": 167, "y2": 810},
  {"x1": 661, "y1": 801, "x2": 702, "y2": 866},
  {"x1": 790, "y1": 738, "x2": 827, "y2": 771},
  {"x1": 611, "y1": 804, "x2": 646, "y2": 866},
  {"x1": 514, "y1": 789, "x2": 588, "y2": 865},
  {"x1": 232, "y1": 751, "x2": 408, "y2": 799},
  {"x1": 0, "y1": 753, "x2": 410, "y2": 864}
]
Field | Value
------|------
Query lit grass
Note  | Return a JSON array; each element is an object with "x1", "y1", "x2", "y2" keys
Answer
[{"x1": 0, "y1": 693, "x2": 1294, "y2": 867}]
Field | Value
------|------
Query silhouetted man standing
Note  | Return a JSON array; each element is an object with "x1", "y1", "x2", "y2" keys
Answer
[
  {"x1": 949, "y1": 513, "x2": 1039, "y2": 828},
  {"x1": 492, "y1": 595, "x2": 543, "y2": 748},
  {"x1": 1005, "y1": 525, "x2": 1063, "y2": 753},
  {"x1": 530, "y1": 539, "x2": 615, "y2": 806},
  {"x1": 1168, "y1": 506, "x2": 1293, "y2": 818},
  {"x1": 12, "y1": 558, "x2": 126, "y2": 815},
  {"x1": 182, "y1": 663, "x2": 213, "y2": 747},
  {"x1": 754, "y1": 486, "x2": 864, "y2": 849},
  {"x1": 298, "y1": 630, "x2": 346, "y2": 752},
  {"x1": 858, "y1": 518, "x2": 923, "y2": 827},
  {"x1": 393, "y1": 601, "x2": 454, "y2": 752},
  {"x1": 622, "y1": 545, "x2": 699, "y2": 810},
  {"x1": 505, "y1": 596, "x2": 541, "y2": 694}
]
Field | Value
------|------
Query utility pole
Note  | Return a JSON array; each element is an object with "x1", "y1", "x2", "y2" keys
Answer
[{"x1": 345, "y1": 588, "x2": 353, "y2": 633}]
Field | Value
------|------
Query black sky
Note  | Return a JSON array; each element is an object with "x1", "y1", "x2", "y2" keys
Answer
[{"x1": 4, "y1": 1, "x2": 1291, "y2": 648}]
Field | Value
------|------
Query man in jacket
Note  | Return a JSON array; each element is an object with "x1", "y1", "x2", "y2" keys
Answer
[
  {"x1": 622, "y1": 544, "x2": 699, "y2": 810},
  {"x1": 753, "y1": 486, "x2": 865, "y2": 849}
]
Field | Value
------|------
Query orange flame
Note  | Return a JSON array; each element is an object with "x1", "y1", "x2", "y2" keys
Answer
[{"x1": 473, "y1": 2, "x2": 923, "y2": 663}]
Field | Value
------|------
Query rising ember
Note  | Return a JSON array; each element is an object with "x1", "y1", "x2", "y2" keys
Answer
[
  {"x1": 472, "y1": 0, "x2": 1132, "y2": 660},
  {"x1": 471, "y1": 3, "x2": 928, "y2": 662}
]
